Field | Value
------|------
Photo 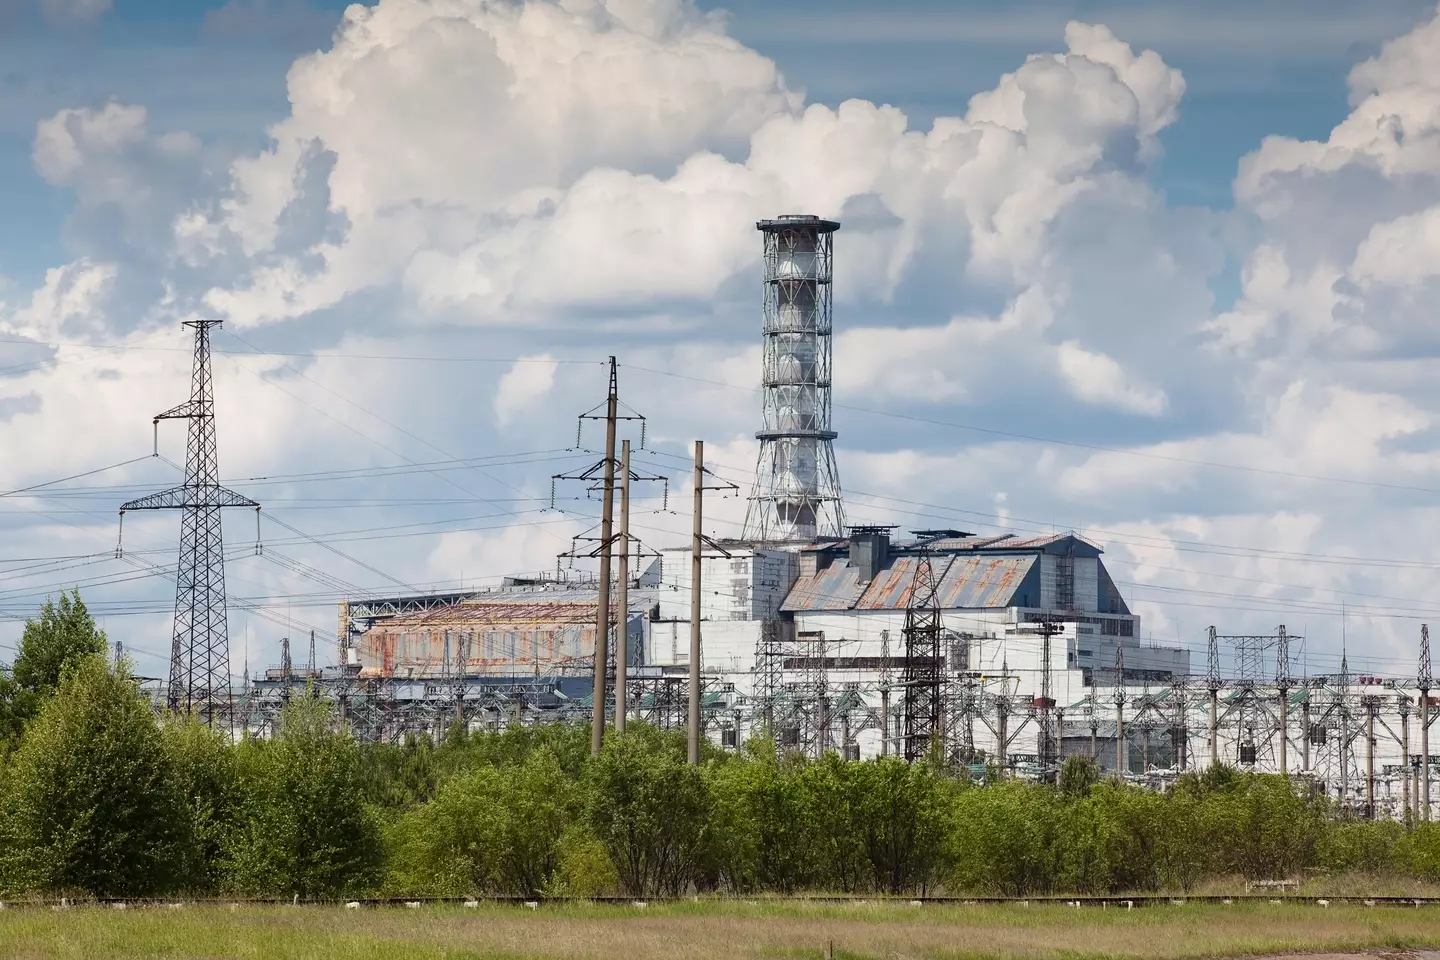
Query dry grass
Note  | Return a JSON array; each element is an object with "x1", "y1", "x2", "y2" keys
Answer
[{"x1": 0, "y1": 900, "x2": 1438, "y2": 960}]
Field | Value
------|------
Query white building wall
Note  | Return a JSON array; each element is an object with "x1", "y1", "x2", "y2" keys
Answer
[{"x1": 657, "y1": 547, "x2": 799, "y2": 622}]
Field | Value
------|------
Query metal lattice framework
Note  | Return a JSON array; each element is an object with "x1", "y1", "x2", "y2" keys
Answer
[
  {"x1": 743, "y1": 215, "x2": 845, "y2": 542},
  {"x1": 121, "y1": 320, "x2": 258, "y2": 719},
  {"x1": 902, "y1": 547, "x2": 943, "y2": 761}
]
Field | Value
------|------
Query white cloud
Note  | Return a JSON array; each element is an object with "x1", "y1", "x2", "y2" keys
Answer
[
  {"x1": 494, "y1": 355, "x2": 559, "y2": 427},
  {"x1": 1055, "y1": 340, "x2": 1166, "y2": 416},
  {"x1": 0, "y1": 260, "x2": 116, "y2": 342},
  {"x1": 18, "y1": 0, "x2": 1440, "y2": 671}
]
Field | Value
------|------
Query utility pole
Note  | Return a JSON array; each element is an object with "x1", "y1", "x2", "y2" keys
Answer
[
  {"x1": 879, "y1": 629, "x2": 892, "y2": 757},
  {"x1": 1421, "y1": 624, "x2": 1432, "y2": 821},
  {"x1": 280, "y1": 637, "x2": 292, "y2": 704},
  {"x1": 308, "y1": 629, "x2": 316, "y2": 677},
  {"x1": 1302, "y1": 694, "x2": 1312, "y2": 773},
  {"x1": 1366, "y1": 696, "x2": 1378, "y2": 819},
  {"x1": 591, "y1": 359, "x2": 619, "y2": 757},
  {"x1": 1115, "y1": 646, "x2": 1127, "y2": 776},
  {"x1": 1401, "y1": 696, "x2": 1412, "y2": 823},
  {"x1": 687, "y1": 440, "x2": 738, "y2": 766},
  {"x1": 690, "y1": 442, "x2": 703, "y2": 766},
  {"x1": 1037, "y1": 619, "x2": 1060, "y2": 780},
  {"x1": 552, "y1": 359, "x2": 651, "y2": 755},
  {"x1": 1207, "y1": 626, "x2": 1220, "y2": 768},
  {"x1": 1277, "y1": 625, "x2": 1289, "y2": 777},
  {"x1": 615, "y1": 439, "x2": 631, "y2": 734}
]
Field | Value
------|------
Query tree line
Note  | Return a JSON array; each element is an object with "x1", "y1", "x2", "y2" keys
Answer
[{"x1": 5, "y1": 592, "x2": 1440, "y2": 899}]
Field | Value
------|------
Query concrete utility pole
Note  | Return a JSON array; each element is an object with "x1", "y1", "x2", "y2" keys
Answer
[
  {"x1": 686, "y1": 440, "x2": 738, "y2": 767},
  {"x1": 1401, "y1": 697, "x2": 1412, "y2": 822},
  {"x1": 1302, "y1": 696, "x2": 1311, "y2": 773},
  {"x1": 1421, "y1": 624, "x2": 1433, "y2": 821},
  {"x1": 689, "y1": 440, "x2": 704, "y2": 766},
  {"x1": 615, "y1": 440, "x2": 631, "y2": 734},
  {"x1": 1207, "y1": 626, "x2": 1220, "y2": 768},
  {"x1": 1115, "y1": 646, "x2": 1127, "y2": 776},
  {"x1": 590, "y1": 358, "x2": 620, "y2": 757},
  {"x1": 879, "y1": 629, "x2": 891, "y2": 757},
  {"x1": 1277, "y1": 625, "x2": 1289, "y2": 777},
  {"x1": 1366, "y1": 698, "x2": 1378, "y2": 819}
]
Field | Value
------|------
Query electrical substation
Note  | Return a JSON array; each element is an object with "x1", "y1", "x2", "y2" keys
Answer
[{"x1": 104, "y1": 213, "x2": 1440, "y2": 823}]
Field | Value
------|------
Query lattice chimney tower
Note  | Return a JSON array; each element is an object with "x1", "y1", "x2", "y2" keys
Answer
[{"x1": 743, "y1": 215, "x2": 845, "y2": 542}]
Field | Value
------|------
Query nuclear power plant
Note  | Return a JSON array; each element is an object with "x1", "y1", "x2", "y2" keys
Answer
[{"x1": 130, "y1": 213, "x2": 1440, "y2": 824}]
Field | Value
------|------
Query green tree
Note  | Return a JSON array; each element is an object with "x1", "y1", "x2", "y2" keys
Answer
[
  {"x1": 948, "y1": 780, "x2": 1060, "y2": 895},
  {"x1": 797, "y1": 753, "x2": 871, "y2": 892},
  {"x1": 852, "y1": 757, "x2": 950, "y2": 894},
  {"x1": 584, "y1": 725, "x2": 708, "y2": 896},
  {"x1": 161, "y1": 714, "x2": 240, "y2": 893},
  {"x1": 387, "y1": 748, "x2": 578, "y2": 896},
  {"x1": 225, "y1": 698, "x2": 382, "y2": 897},
  {"x1": 0, "y1": 591, "x2": 107, "y2": 751},
  {"x1": 704, "y1": 739, "x2": 816, "y2": 893},
  {"x1": 1058, "y1": 755, "x2": 1102, "y2": 799},
  {"x1": 12, "y1": 590, "x2": 107, "y2": 696},
  {"x1": 0, "y1": 667, "x2": 24, "y2": 756},
  {"x1": 0, "y1": 656, "x2": 186, "y2": 897}
]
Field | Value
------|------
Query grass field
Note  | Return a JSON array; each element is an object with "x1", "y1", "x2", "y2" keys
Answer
[{"x1": 2, "y1": 900, "x2": 1440, "y2": 960}]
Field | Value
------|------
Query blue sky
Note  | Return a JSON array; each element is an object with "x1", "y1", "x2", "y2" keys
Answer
[
  {"x1": 0, "y1": 0, "x2": 1427, "y2": 285},
  {"x1": 3, "y1": 0, "x2": 1440, "y2": 679}
]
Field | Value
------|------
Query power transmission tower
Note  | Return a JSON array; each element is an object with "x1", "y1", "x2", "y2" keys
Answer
[
  {"x1": 120, "y1": 319, "x2": 259, "y2": 722},
  {"x1": 902, "y1": 546, "x2": 943, "y2": 762}
]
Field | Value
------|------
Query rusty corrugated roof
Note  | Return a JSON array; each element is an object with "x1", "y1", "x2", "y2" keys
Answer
[
  {"x1": 784, "y1": 554, "x2": 1034, "y2": 612},
  {"x1": 780, "y1": 561, "x2": 864, "y2": 611},
  {"x1": 378, "y1": 601, "x2": 599, "y2": 627},
  {"x1": 935, "y1": 555, "x2": 1034, "y2": 608}
]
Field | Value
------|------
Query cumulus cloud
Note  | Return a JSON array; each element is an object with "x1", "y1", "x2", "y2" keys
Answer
[
  {"x1": 180, "y1": 3, "x2": 1190, "y2": 341},
  {"x1": 17, "y1": 0, "x2": 1440, "y2": 671},
  {"x1": 493, "y1": 355, "x2": 559, "y2": 427},
  {"x1": 1055, "y1": 340, "x2": 1166, "y2": 416}
]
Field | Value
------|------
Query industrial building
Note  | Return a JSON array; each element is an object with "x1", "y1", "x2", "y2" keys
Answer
[{"x1": 219, "y1": 210, "x2": 1439, "y2": 823}]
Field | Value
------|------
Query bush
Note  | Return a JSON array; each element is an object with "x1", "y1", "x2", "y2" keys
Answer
[
  {"x1": 386, "y1": 748, "x2": 578, "y2": 896},
  {"x1": 161, "y1": 713, "x2": 240, "y2": 893},
  {"x1": 584, "y1": 726, "x2": 708, "y2": 896},
  {"x1": 0, "y1": 657, "x2": 185, "y2": 897},
  {"x1": 224, "y1": 698, "x2": 382, "y2": 897}
]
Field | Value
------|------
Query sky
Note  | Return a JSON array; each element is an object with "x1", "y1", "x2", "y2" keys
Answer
[{"x1": 1, "y1": 0, "x2": 1439, "y2": 683}]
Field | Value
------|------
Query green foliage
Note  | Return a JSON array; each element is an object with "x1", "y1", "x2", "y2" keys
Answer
[
  {"x1": 948, "y1": 780, "x2": 1060, "y2": 895},
  {"x1": 0, "y1": 590, "x2": 107, "y2": 753},
  {"x1": 161, "y1": 714, "x2": 240, "y2": 893},
  {"x1": 358, "y1": 735, "x2": 440, "y2": 810},
  {"x1": 12, "y1": 590, "x2": 107, "y2": 696},
  {"x1": 0, "y1": 656, "x2": 186, "y2": 897},
  {"x1": 584, "y1": 725, "x2": 709, "y2": 896},
  {"x1": 224, "y1": 697, "x2": 382, "y2": 897},
  {"x1": 1058, "y1": 755, "x2": 1101, "y2": 798},
  {"x1": 386, "y1": 748, "x2": 579, "y2": 896}
]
